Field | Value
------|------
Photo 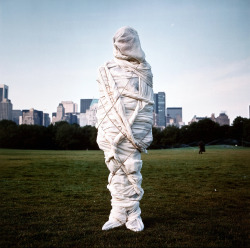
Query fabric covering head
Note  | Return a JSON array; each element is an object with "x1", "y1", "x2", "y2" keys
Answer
[
  {"x1": 113, "y1": 26, "x2": 145, "y2": 63},
  {"x1": 113, "y1": 26, "x2": 153, "y2": 88},
  {"x1": 96, "y1": 26, "x2": 154, "y2": 232}
]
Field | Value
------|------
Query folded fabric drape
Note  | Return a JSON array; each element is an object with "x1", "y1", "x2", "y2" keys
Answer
[{"x1": 96, "y1": 26, "x2": 154, "y2": 232}]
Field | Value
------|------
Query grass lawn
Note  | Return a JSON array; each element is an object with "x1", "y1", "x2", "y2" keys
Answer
[{"x1": 0, "y1": 146, "x2": 249, "y2": 247}]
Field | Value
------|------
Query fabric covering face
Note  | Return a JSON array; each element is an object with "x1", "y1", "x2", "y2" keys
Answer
[
  {"x1": 96, "y1": 26, "x2": 154, "y2": 232},
  {"x1": 113, "y1": 26, "x2": 145, "y2": 63}
]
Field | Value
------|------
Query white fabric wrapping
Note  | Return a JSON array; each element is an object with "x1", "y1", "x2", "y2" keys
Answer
[{"x1": 96, "y1": 27, "x2": 154, "y2": 232}]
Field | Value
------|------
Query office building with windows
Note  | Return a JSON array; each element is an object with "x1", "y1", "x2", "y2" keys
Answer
[
  {"x1": 61, "y1": 101, "x2": 78, "y2": 114},
  {"x1": 78, "y1": 99, "x2": 98, "y2": 127},
  {"x1": 43, "y1": 113, "x2": 51, "y2": 127},
  {"x1": 0, "y1": 84, "x2": 13, "y2": 121},
  {"x1": 153, "y1": 92, "x2": 166, "y2": 127},
  {"x1": 80, "y1": 99, "x2": 93, "y2": 113},
  {"x1": 22, "y1": 109, "x2": 43, "y2": 125},
  {"x1": 12, "y1": 110, "x2": 22, "y2": 124},
  {"x1": 216, "y1": 112, "x2": 230, "y2": 126},
  {"x1": 166, "y1": 107, "x2": 183, "y2": 127},
  {"x1": 190, "y1": 112, "x2": 230, "y2": 126},
  {"x1": 0, "y1": 84, "x2": 9, "y2": 102}
]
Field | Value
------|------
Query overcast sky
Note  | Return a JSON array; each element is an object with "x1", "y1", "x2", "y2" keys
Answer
[{"x1": 0, "y1": 0, "x2": 249, "y2": 124}]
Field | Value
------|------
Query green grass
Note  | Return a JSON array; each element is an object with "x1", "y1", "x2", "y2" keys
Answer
[{"x1": 0, "y1": 146, "x2": 249, "y2": 247}]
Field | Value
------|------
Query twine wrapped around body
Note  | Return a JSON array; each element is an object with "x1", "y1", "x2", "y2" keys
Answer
[{"x1": 96, "y1": 27, "x2": 154, "y2": 232}]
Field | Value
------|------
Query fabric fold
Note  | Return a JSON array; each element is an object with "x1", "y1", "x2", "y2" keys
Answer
[{"x1": 96, "y1": 26, "x2": 153, "y2": 232}]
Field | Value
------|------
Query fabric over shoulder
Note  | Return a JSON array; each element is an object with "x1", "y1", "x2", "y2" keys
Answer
[{"x1": 96, "y1": 26, "x2": 154, "y2": 232}]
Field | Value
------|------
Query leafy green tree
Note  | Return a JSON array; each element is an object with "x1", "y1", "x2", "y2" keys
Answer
[
  {"x1": 0, "y1": 120, "x2": 18, "y2": 148},
  {"x1": 231, "y1": 117, "x2": 250, "y2": 146},
  {"x1": 196, "y1": 118, "x2": 221, "y2": 144},
  {"x1": 160, "y1": 125, "x2": 180, "y2": 148},
  {"x1": 0, "y1": 116, "x2": 249, "y2": 149},
  {"x1": 17, "y1": 124, "x2": 48, "y2": 149},
  {"x1": 243, "y1": 119, "x2": 250, "y2": 146},
  {"x1": 55, "y1": 123, "x2": 80, "y2": 150},
  {"x1": 149, "y1": 127, "x2": 162, "y2": 149},
  {"x1": 54, "y1": 123, "x2": 98, "y2": 150},
  {"x1": 81, "y1": 125, "x2": 99, "y2": 150}
]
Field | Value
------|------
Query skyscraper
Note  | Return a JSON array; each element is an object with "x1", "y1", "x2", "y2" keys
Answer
[
  {"x1": 12, "y1": 110, "x2": 22, "y2": 125},
  {"x1": 52, "y1": 102, "x2": 78, "y2": 125},
  {"x1": 56, "y1": 103, "x2": 65, "y2": 121},
  {"x1": 61, "y1": 101, "x2": 78, "y2": 114},
  {"x1": 153, "y1": 92, "x2": 166, "y2": 127},
  {"x1": 78, "y1": 99, "x2": 99, "y2": 127},
  {"x1": 216, "y1": 112, "x2": 230, "y2": 126},
  {"x1": 22, "y1": 109, "x2": 43, "y2": 125},
  {"x1": 166, "y1": 107, "x2": 182, "y2": 127},
  {"x1": 0, "y1": 84, "x2": 12, "y2": 121},
  {"x1": 43, "y1": 113, "x2": 51, "y2": 127},
  {"x1": 80, "y1": 99, "x2": 93, "y2": 113},
  {"x1": 0, "y1": 84, "x2": 8, "y2": 102}
]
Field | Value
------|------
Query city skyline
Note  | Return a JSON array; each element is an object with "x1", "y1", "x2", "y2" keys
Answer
[
  {"x1": 0, "y1": 83, "x2": 248, "y2": 125},
  {"x1": 0, "y1": 0, "x2": 249, "y2": 123},
  {"x1": 1, "y1": 82, "x2": 238, "y2": 127}
]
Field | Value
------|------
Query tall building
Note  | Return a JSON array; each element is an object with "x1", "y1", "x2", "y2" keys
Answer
[
  {"x1": 80, "y1": 99, "x2": 93, "y2": 113},
  {"x1": 22, "y1": 109, "x2": 43, "y2": 125},
  {"x1": 0, "y1": 84, "x2": 13, "y2": 121},
  {"x1": 78, "y1": 113, "x2": 88, "y2": 127},
  {"x1": 43, "y1": 113, "x2": 51, "y2": 127},
  {"x1": 65, "y1": 113, "x2": 78, "y2": 125},
  {"x1": 78, "y1": 99, "x2": 98, "y2": 127},
  {"x1": 216, "y1": 112, "x2": 230, "y2": 126},
  {"x1": 166, "y1": 107, "x2": 183, "y2": 127},
  {"x1": 0, "y1": 99, "x2": 13, "y2": 121},
  {"x1": 56, "y1": 103, "x2": 65, "y2": 120},
  {"x1": 189, "y1": 112, "x2": 230, "y2": 126},
  {"x1": 52, "y1": 103, "x2": 65, "y2": 123},
  {"x1": 0, "y1": 84, "x2": 9, "y2": 102},
  {"x1": 52, "y1": 103, "x2": 78, "y2": 125},
  {"x1": 189, "y1": 115, "x2": 207, "y2": 124},
  {"x1": 153, "y1": 92, "x2": 166, "y2": 127},
  {"x1": 61, "y1": 101, "x2": 78, "y2": 114},
  {"x1": 12, "y1": 110, "x2": 22, "y2": 124}
]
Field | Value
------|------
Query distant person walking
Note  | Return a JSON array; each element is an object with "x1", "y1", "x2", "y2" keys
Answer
[{"x1": 198, "y1": 141, "x2": 205, "y2": 154}]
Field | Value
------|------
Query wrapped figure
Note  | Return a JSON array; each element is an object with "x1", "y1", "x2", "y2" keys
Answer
[{"x1": 96, "y1": 26, "x2": 154, "y2": 232}]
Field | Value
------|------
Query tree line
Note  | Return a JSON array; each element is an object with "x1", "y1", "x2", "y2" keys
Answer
[
  {"x1": 0, "y1": 116, "x2": 249, "y2": 150},
  {"x1": 150, "y1": 117, "x2": 250, "y2": 149},
  {"x1": 0, "y1": 121, "x2": 98, "y2": 150}
]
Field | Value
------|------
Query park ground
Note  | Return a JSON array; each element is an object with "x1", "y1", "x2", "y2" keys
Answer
[{"x1": 0, "y1": 146, "x2": 249, "y2": 247}]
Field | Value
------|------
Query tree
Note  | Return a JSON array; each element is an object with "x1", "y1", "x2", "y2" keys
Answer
[
  {"x1": 80, "y1": 126, "x2": 99, "y2": 150},
  {"x1": 149, "y1": 127, "x2": 162, "y2": 149},
  {"x1": 231, "y1": 117, "x2": 250, "y2": 146},
  {"x1": 55, "y1": 123, "x2": 81, "y2": 150},
  {"x1": 0, "y1": 120, "x2": 18, "y2": 148},
  {"x1": 160, "y1": 125, "x2": 180, "y2": 148},
  {"x1": 0, "y1": 116, "x2": 249, "y2": 150},
  {"x1": 195, "y1": 118, "x2": 220, "y2": 144}
]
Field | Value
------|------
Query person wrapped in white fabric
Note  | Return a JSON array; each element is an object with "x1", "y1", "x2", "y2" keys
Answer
[{"x1": 96, "y1": 26, "x2": 154, "y2": 232}]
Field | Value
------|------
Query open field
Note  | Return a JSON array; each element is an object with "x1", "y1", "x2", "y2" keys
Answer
[{"x1": 0, "y1": 146, "x2": 249, "y2": 247}]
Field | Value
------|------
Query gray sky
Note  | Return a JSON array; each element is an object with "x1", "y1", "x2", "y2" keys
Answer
[{"x1": 0, "y1": 0, "x2": 249, "y2": 123}]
